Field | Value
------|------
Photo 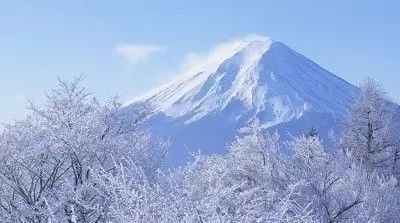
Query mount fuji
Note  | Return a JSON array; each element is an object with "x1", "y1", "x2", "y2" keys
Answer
[{"x1": 125, "y1": 35, "x2": 358, "y2": 166}]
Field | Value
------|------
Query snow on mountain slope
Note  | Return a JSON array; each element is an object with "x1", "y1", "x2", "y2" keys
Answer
[{"x1": 125, "y1": 35, "x2": 358, "y2": 166}]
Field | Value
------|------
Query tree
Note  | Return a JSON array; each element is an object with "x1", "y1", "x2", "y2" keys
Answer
[
  {"x1": 1, "y1": 76, "x2": 399, "y2": 222},
  {"x1": 341, "y1": 78, "x2": 398, "y2": 174},
  {"x1": 165, "y1": 145, "x2": 316, "y2": 222},
  {"x1": 0, "y1": 76, "x2": 168, "y2": 222},
  {"x1": 227, "y1": 120, "x2": 284, "y2": 188},
  {"x1": 287, "y1": 134, "x2": 400, "y2": 222}
]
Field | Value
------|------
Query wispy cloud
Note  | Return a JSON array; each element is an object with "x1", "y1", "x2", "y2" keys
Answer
[
  {"x1": 180, "y1": 34, "x2": 269, "y2": 72},
  {"x1": 113, "y1": 43, "x2": 166, "y2": 64}
]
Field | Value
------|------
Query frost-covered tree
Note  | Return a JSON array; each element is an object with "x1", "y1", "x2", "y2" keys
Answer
[
  {"x1": 288, "y1": 136, "x2": 355, "y2": 222},
  {"x1": 227, "y1": 120, "x2": 287, "y2": 189},
  {"x1": 165, "y1": 151, "x2": 316, "y2": 223},
  {"x1": 287, "y1": 133, "x2": 400, "y2": 222},
  {"x1": 341, "y1": 78, "x2": 398, "y2": 174},
  {"x1": 0, "y1": 76, "x2": 168, "y2": 222},
  {"x1": 0, "y1": 76, "x2": 399, "y2": 222}
]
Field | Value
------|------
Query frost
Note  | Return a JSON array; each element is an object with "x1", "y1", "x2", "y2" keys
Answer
[{"x1": 0, "y1": 77, "x2": 399, "y2": 222}]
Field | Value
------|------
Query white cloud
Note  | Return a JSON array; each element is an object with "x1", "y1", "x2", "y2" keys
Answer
[
  {"x1": 181, "y1": 52, "x2": 205, "y2": 70},
  {"x1": 180, "y1": 34, "x2": 270, "y2": 72},
  {"x1": 114, "y1": 44, "x2": 166, "y2": 64}
]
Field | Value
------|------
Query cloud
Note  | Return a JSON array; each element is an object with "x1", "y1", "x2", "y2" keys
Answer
[
  {"x1": 180, "y1": 34, "x2": 270, "y2": 72},
  {"x1": 114, "y1": 44, "x2": 166, "y2": 64},
  {"x1": 181, "y1": 52, "x2": 205, "y2": 70}
]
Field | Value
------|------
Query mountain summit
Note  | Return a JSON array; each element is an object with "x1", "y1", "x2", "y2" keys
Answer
[{"x1": 125, "y1": 36, "x2": 357, "y2": 166}]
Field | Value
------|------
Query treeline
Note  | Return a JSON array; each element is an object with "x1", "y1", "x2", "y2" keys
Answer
[{"x1": 0, "y1": 77, "x2": 399, "y2": 222}]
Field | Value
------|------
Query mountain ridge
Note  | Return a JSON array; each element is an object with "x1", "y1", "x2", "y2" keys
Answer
[{"x1": 125, "y1": 35, "x2": 358, "y2": 166}]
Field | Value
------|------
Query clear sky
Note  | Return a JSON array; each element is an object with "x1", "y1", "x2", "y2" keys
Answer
[{"x1": 1, "y1": 0, "x2": 399, "y2": 124}]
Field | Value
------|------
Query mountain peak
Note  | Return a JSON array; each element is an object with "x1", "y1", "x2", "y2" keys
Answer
[
  {"x1": 125, "y1": 35, "x2": 358, "y2": 165},
  {"x1": 128, "y1": 35, "x2": 355, "y2": 125},
  {"x1": 184, "y1": 35, "x2": 275, "y2": 75}
]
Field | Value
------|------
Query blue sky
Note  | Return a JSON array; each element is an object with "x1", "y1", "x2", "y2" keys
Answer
[{"x1": 1, "y1": 0, "x2": 399, "y2": 124}]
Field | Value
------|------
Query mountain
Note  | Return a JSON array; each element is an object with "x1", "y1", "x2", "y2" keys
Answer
[{"x1": 124, "y1": 36, "x2": 358, "y2": 166}]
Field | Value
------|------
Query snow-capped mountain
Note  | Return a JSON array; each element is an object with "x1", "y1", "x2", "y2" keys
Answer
[{"x1": 125, "y1": 35, "x2": 358, "y2": 166}]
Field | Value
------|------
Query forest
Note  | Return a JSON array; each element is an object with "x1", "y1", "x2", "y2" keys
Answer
[{"x1": 0, "y1": 76, "x2": 399, "y2": 222}]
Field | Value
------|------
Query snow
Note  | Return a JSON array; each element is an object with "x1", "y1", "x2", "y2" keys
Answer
[
  {"x1": 2, "y1": 75, "x2": 398, "y2": 222},
  {"x1": 124, "y1": 35, "x2": 358, "y2": 166}
]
